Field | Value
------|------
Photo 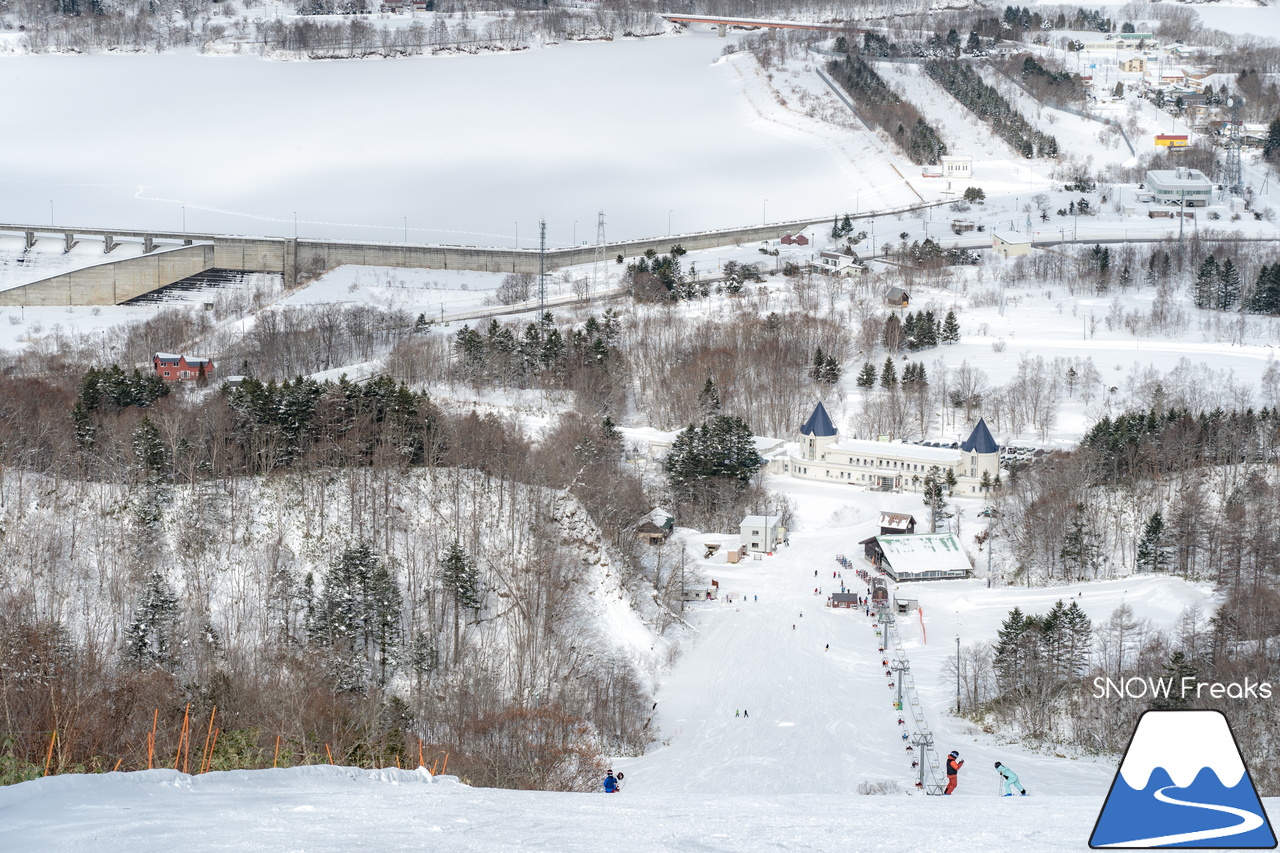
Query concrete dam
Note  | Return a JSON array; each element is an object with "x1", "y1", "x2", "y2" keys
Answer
[{"x1": 0, "y1": 217, "x2": 850, "y2": 306}]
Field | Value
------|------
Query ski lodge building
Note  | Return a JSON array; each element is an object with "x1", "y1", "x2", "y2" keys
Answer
[
  {"x1": 859, "y1": 532, "x2": 972, "y2": 582},
  {"x1": 785, "y1": 402, "x2": 1000, "y2": 495}
]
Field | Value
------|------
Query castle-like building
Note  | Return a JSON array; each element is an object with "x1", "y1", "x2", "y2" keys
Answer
[{"x1": 785, "y1": 401, "x2": 1000, "y2": 495}]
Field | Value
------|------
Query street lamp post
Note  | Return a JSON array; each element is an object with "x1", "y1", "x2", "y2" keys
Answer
[
  {"x1": 404, "y1": 216, "x2": 408, "y2": 244},
  {"x1": 763, "y1": 199, "x2": 768, "y2": 225},
  {"x1": 668, "y1": 210, "x2": 673, "y2": 237}
]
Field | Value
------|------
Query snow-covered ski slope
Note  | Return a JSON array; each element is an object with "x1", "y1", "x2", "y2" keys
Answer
[{"x1": 2, "y1": 476, "x2": 1254, "y2": 852}]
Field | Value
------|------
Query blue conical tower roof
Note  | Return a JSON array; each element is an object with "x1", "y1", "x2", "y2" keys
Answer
[
  {"x1": 800, "y1": 402, "x2": 838, "y2": 437},
  {"x1": 960, "y1": 418, "x2": 998, "y2": 454}
]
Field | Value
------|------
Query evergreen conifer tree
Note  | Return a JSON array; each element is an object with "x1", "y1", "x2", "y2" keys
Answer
[
  {"x1": 1058, "y1": 503, "x2": 1098, "y2": 580},
  {"x1": 1216, "y1": 258, "x2": 1241, "y2": 310},
  {"x1": 1193, "y1": 256, "x2": 1219, "y2": 309},
  {"x1": 1060, "y1": 601, "x2": 1092, "y2": 678},
  {"x1": 941, "y1": 310, "x2": 960, "y2": 343},
  {"x1": 440, "y1": 540, "x2": 482, "y2": 612},
  {"x1": 922, "y1": 466, "x2": 948, "y2": 532},
  {"x1": 1136, "y1": 512, "x2": 1170, "y2": 573},
  {"x1": 309, "y1": 541, "x2": 404, "y2": 690},
  {"x1": 698, "y1": 377, "x2": 722, "y2": 416},
  {"x1": 1153, "y1": 651, "x2": 1197, "y2": 710},
  {"x1": 123, "y1": 570, "x2": 181, "y2": 670},
  {"x1": 993, "y1": 607, "x2": 1036, "y2": 691},
  {"x1": 880, "y1": 357, "x2": 898, "y2": 389},
  {"x1": 856, "y1": 362, "x2": 877, "y2": 388},
  {"x1": 1249, "y1": 265, "x2": 1280, "y2": 315}
]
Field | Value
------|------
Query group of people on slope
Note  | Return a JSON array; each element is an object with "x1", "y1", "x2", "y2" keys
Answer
[{"x1": 944, "y1": 751, "x2": 1027, "y2": 796}]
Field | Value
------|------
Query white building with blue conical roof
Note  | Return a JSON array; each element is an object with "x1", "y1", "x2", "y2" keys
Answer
[{"x1": 789, "y1": 401, "x2": 1000, "y2": 494}]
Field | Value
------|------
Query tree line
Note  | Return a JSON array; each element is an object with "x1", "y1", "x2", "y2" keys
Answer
[
  {"x1": 923, "y1": 59, "x2": 1060, "y2": 159},
  {"x1": 826, "y1": 53, "x2": 948, "y2": 166}
]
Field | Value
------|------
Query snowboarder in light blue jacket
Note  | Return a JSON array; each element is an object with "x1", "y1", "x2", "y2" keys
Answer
[{"x1": 995, "y1": 762, "x2": 1026, "y2": 796}]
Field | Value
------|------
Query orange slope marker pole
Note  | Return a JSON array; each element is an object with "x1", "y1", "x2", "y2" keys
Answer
[
  {"x1": 274, "y1": 735, "x2": 282, "y2": 768},
  {"x1": 918, "y1": 606, "x2": 926, "y2": 644},
  {"x1": 440, "y1": 753, "x2": 448, "y2": 775},
  {"x1": 199, "y1": 706, "x2": 217, "y2": 774},
  {"x1": 148, "y1": 708, "x2": 159, "y2": 769},
  {"x1": 325, "y1": 744, "x2": 334, "y2": 765},
  {"x1": 174, "y1": 703, "x2": 190, "y2": 771},
  {"x1": 43, "y1": 731, "x2": 57, "y2": 776},
  {"x1": 206, "y1": 729, "x2": 220, "y2": 773}
]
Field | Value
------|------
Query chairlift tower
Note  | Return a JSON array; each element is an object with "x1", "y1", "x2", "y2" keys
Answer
[{"x1": 891, "y1": 658, "x2": 909, "y2": 707}]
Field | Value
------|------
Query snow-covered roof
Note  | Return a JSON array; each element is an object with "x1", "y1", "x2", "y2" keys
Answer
[
  {"x1": 649, "y1": 507, "x2": 675, "y2": 528},
  {"x1": 1146, "y1": 168, "x2": 1212, "y2": 190},
  {"x1": 827, "y1": 437, "x2": 960, "y2": 464},
  {"x1": 992, "y1": 231, "x2": 1032, "y2": 245},
  {"x1": 754, "y1": 436, "x2": 786, "y2": 455},
  {"x1": 878, "y1": 512, "x2": 916, "y2": 531},
  {"x1": 875, "y1": 533, "x2": 971, "y2": 578},
  {"x1": 960, "y1": 419, "x2": 999, "y2": 454},
  {"x1": 154, "y1": 352, "x2": 182, "y2": 360},
  {"x1": 800, "y1": 402, "x2": 837, "y2": 437},
  {"x1": 740, "y1": 515, "x2": 781, "y2": 528}
]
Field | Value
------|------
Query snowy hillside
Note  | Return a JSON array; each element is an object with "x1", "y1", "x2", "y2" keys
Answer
[{"x1": 0, "y1": 484, "x2": 1241, "y2": 850}]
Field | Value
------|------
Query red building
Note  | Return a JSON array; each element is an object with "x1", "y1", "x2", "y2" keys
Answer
[
  {"x1": 781, "y1": 234, "x2": 810, "y2": 246},
  {"x1": 153, "y1": 352, "x2": 214, "y2": 381}
]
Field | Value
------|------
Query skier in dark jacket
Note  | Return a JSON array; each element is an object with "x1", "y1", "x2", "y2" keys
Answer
[
  {"x1": 603, "y1": 771, "x2": 619, "y2": 793},
  {"x1": 944, "y1": 751, "x2": 963, "y2": 795},
  {"x1": 995, "y1": 762, "x2": 1026, "y2": 796}
]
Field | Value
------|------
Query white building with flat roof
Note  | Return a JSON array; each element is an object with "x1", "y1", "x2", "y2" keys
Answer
[
  {"x1": 1145, "y1": 167, "x2": 1213, "y2": 207},
  {"x1": 740, "y1": 515, "x2": 784, "y2": 553},
  {"x1": 940, "y1": 155, "x2": 973, "y2": 180},
  {"x1": 992, "y1": 231, "x2": 1033, "y2": 258}
]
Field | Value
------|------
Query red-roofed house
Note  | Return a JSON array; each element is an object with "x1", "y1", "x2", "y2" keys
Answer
[{"x1": 153, "y1": 352, "x2": 215, "y2": 381}]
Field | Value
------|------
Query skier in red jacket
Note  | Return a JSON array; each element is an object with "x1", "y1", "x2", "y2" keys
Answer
[{"x1": 945, "y1": 751, "x2": 963, "y2": 795}]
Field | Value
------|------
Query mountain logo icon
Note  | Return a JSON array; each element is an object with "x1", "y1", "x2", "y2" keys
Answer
[{"x1": 1090, "y1": 709, "x2": 1276, "y2": 849}]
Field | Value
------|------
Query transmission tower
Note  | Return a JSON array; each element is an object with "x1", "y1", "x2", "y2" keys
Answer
[
  {"x1": 1223, "y1": 96, "x2": 1245, "y2": 199},
  {"x1": 538, "y1": 218, "x2": 547, "y2": 318},
  {"x1": 592, "y1": 210, "x2": 606, "y2": 300}
]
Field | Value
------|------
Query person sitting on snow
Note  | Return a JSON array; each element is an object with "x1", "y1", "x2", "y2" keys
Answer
[{"x1": 603, "y1": 771, "x2": 619, "y2": 793}]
